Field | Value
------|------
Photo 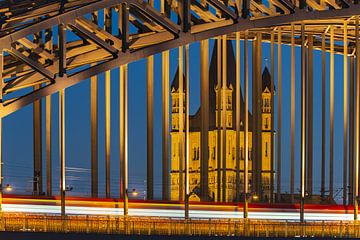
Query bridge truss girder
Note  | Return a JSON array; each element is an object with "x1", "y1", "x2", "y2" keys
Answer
[{"x1": 0, "y1": 1, "x2": 358, "y2": 117}]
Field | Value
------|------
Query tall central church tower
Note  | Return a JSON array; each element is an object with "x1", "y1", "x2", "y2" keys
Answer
[{"x1": 170, "y1": 41, "x2": 273, "y2": 202}]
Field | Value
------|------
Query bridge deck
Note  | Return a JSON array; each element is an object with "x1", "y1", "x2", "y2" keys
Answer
[{"x1": 0, "y1": 213, "x2": 359, "y2": 238}]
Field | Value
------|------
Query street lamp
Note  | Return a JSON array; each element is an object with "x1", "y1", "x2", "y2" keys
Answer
[
  {"x1": 252, "y1": 194, "x2": 259, "y2": 201},
  {"x1": 131, "y1": 188, "x2": 138, "y2": 197},
  {"x1": 4, "y1": 184, "x2": 12, "y2": 192},
  {"x1": 0, "y1": 183, "x2": 12, "y2": 192}
]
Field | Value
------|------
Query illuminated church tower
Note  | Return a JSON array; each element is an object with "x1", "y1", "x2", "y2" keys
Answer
[{"x1": 170, "y1": 41, "x2": 273, "y2": 202}]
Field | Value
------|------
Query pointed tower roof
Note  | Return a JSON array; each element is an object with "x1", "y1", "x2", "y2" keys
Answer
[
  {"x1": 171, "y1": 40, "x2": 272, "y2": 131},
  {"x1": 171, "y1": 68, "x2": 179, "y2": 90},
  {"x1": 262, "y1": 66, "x2": 271, "y2": 92}
]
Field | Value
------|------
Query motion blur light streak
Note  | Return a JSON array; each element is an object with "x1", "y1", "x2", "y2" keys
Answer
[{"x1": 0, "y1": 197, "x2": 354, "y2": 221}]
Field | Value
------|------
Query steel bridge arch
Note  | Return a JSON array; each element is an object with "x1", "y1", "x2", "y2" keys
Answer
[{"x1": 0, "y1": 0, "x2": 359, "y2": 117}]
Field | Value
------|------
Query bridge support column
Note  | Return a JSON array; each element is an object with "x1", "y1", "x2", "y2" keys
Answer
[
  {"x1": 321, "y1": 32, "x2": 326, "y2": 199},
  {"x1": 161, "y1": 0, "x2": 170, "y2": 203},
  {"x1": 162, "y1": 50, "x2": 170, "y2": 201},
  {"x1": 58, "y1": 22, "x2": 66, "y2": 219},
  {"x1": 290, "y1": 23, "x2": 295, "y2": 203},
  {"x1": 90, "y1": 73, "x2": 98, "y2": 198},
  {"x1": 178, "y1": 46, "x2": 184, "y2": 201},
  {"x1": 216, "y1": 37, "x2": 221, "y2": 202},
  {"x1": 146, "y1": 0, "x2": 154, "y2": 200},
  {"x1": 120, "y1": 64, "x2": 128, "y2": 219},
  {"x1": 147, "y1": 55, "x2": 154, "y2": 200},
  {"x1": 330, "y1": 25, "x2": 334, "y2": 199},
  {"x1": 270, "y1": 31, "x2": 275, "y2": 203},
  {"x1": 343, "y1": 21, "x2": 348, "y2": 206},
  {"x1": 255, "y1": 33, "x2": 262, "y2": 201},
  {"x1": 45, "y1": 78, "x2": 52, "y2": 198},
  {"x1": 45, "y1": 94, "x2": 52, "y2": 197},
  {"x1": 350, "y1": 55, "x2": 355, "y2": 205},
  {"x1": 184, "y1": 44, "x2": 190, "y2": 220},
  {"x1": 307, "y1": 34, "x2": 313, "y2": 197},
  {"x1": 59, "y1": 88, "x2": 66, "y2": 218},
  {"x1": 276, "y1": 28, "x2": 282, "y2": 203},
  {"x1": 33, "y1": 85, "x2": 42, "y2": 196},
  {"x1": 105, "y1": 69, "x2": 111, "y2": 198},
  {"x1": 200, "y1": 39, "x2": 209, "y2": 201},
  {"x1": 251, "y1": 38, "x2": 256, "y2": 198},
  {"x1": 45, "y1": 28, "x2": 53, "y2": 197},
  {"x1": 244, "y1": 30, "x2": 249, "y2": 218},
  {"x1": 300, "y1": 23, "x2": 306, "y2": 223},
  {"x1": 105, "y1": 8, "x2": 112, "y2": 199},
  {"x1": 33, "y1": 30, "x2": 43, "y2": 196},
  {"x1": 355, "y1": 16, "x2": 360, "y2": 221},
  {"x1": 221, "y1": 35, "x2": 227, "y2": 202},
  {"x1": 90, "y1": 12, "x2": 98, "y2": 199},
  {"x1": 119, "y1": 3, "x2": 129, "y2": 226},
  {"x1": 0, "y1": 50, "x2": 3, "y2": 212},
  {"x1": 235, "y1": 32, "x2": 241, "y2": 202}
]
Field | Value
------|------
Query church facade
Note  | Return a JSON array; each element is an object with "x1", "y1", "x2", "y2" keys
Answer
[{"x1": 170, "y1": 41, "x2": 273, "y2": 202}]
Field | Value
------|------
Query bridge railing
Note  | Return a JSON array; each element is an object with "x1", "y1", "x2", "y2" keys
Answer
[{"x1": 0, "y1": 213, "x2": 359, "y2": 237}]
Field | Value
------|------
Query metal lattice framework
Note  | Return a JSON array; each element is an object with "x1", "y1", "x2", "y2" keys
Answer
[
  {"x1": 0, "y1": 0, "x2": 360, "y2": 224},
  {"x1": 0, "y1": 0, "x2": 358, "y2": 116}
]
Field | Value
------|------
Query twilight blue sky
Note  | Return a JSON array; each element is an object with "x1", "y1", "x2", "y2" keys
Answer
[{"x1": 2, "y1": 11, "x2": 347, "y2": 202}]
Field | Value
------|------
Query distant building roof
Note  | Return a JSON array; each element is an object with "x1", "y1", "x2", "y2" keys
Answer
[{"x1": 262, "y1": 66, "x2": 271, "y2": 92}]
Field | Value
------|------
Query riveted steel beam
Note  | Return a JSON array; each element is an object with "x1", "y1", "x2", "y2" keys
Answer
[
  {"x1": 33, "y1": 84, "x2": 42, "y2": 196},
  {"x1": 207, "y1": 0, "x2": 237, "y2": 20},
  {"x1": 131, "y1": 1, "x2": 180, "y2": 36},
  {"x1": 235, "y1": 32, "x2": 241, "y2": 202},
  {"x1": 184, "y1": 43, "x2": 190, "y2": 220},
  {"x1": 307, "y1": 34, "x2": 314, "y2": 196},
  {"x1": 59, "y1": 88, "x2": 66, "y2": 218},
  {"x1": 147, "y1": 54, "x2": 154, "y2": 200},
  {"x1": 0, "y1": 51, "x2": 3, "y2": 211},
  {"x1": 349, "y1": 55, "x2": 355, "y2": 205},
  {"x1": 290, "y1": 23, "x2": 295, "y2": 203},
  {"x1": 162, "y1": 50, "x2": 170, "y2": 201},
  {"x1": 354, "y1": 16, "x2": 359, "y2": 221},
  {"x1": 69, "y1": 22, "x2": 118, "y2": 55},
  {"x1": 90, "y1": 12, "x2": 99, "y2": 199},
  {"x1": 178, "y1": 45, "x2": 184, "y2": 201},
  {"x1": 120, "y1": 64, "x2": 128, "y2": 219},
  {"x1": 221, "y1": 35, "x2": 227, "y2": 202},
  {"x1": 200, "y1": 39, "x2": 209, "y2": 201},
  {"x1": 45, "y1": 28, "x2": 53, "y2": 197},
  {"x1": 343, "y1": 20, "x2": 348, "y2": 206},
  {"x1": 270, "y1": 30, "x2": 275, "y2": 203},
  {"x1": 216, "y1": 37, "x2": 221, "y2": 202},
  {"x1": 276, "y1": 27, "x2": 282, "y2": 203},
  {"x1": 244, "y1": 30, "x2": 249, "y2": 218},
  {"x1": 8, "y1": 48, "x2": 54, "y2": 81},
  {"x1": 321, "y1": 32, "x2": 326, "y2": 199},
  {"x1": 330, "y1": 25, "x2": 334, "y2": 199},
  {"x1": 300, "y1": 22, "x2": 306, "y2": 223}
]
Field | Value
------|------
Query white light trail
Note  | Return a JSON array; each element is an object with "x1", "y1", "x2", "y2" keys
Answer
[{"x1": 1, "y1": 204, "x2": 354, "y2": 221}]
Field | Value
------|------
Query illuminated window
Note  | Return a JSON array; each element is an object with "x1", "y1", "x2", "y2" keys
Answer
[
  {"x1": 265, "y1": 118, "x2": 269, "y2": 128},
  {"x1": 265, "y1": 142, "x2": 268, "y2": 157}
]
